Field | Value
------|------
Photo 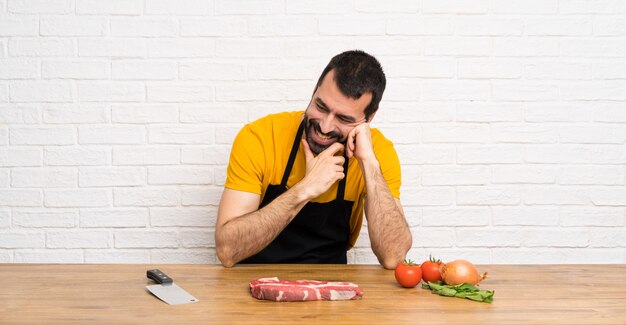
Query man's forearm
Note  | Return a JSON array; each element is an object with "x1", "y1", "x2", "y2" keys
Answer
[
  {"x1": 216, "y1": 185, "x2": 310, "y2": 267},
  {"x1": 361, "y1": 159, "x2": 412, "y2": 270}
]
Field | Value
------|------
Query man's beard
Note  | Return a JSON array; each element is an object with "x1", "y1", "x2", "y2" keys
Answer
[{"x1": 303, "y1": 116, "x2": 344, "y2": 155}]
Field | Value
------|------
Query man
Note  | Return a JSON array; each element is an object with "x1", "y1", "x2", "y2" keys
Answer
[{"x1": 215, "y1": 50, "x2": 411, "y2": 269}]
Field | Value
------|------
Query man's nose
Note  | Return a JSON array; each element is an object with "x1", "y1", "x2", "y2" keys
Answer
[{"x1": 319, "y1": 114, "x2": 335, "y2": 134}]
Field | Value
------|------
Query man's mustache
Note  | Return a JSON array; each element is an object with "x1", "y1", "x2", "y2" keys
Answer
[{"x1": 306, "y1": 119, "x2": 343, "y2": 141}]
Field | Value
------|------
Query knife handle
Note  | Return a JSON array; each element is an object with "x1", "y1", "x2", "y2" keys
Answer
[{"x1": 147, "y1": 269, "x2": 173, "y2": 284}]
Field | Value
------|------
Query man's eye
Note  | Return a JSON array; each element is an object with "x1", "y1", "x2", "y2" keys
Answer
[
  {"x1": 338, "y1": 116, "x2": 352, "y2": 123},
  {"x1": 316, "y1": 105, "x2": 328, "y2": 113}
]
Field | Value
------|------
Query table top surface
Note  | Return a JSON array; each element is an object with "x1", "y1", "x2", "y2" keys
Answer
[{"x1": 1, "y1": 263, "x2": 625, "y2": 324}]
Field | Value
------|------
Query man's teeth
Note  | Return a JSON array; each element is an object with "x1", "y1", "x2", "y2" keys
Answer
[{"x1": 316, "y1": 129, "x2": 332, "y2": 140}]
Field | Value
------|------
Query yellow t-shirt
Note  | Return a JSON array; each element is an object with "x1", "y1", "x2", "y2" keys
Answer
[{"x1": 225, "y1": 111, "x2": 401, "y2": 248}]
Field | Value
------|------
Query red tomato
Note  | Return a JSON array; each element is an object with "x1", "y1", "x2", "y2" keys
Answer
[
  {"x1": 394, "y1": 260, "x2": 422, "y2": 288},
  {"x1": 421, "y1": 255, "x2": 443, "y2": 283}
]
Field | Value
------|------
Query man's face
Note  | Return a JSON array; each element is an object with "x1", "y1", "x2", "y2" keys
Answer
[{"x1": 304, "y1": 70, "x2": 372, "y2": 155}]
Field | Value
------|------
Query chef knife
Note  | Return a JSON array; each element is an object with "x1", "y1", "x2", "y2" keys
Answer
[{"x1": 146, "y1": 269, "x2": 199, "y2": 305}]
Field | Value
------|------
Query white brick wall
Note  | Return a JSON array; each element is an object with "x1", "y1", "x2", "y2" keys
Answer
[{"x1": 0, "y1": 1, "x2": 624, "y2": 265}]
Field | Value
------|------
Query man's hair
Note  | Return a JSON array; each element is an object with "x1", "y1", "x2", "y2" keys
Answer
[{"x1": 315, "y1": 50, "x2": 386, "y2": 121}]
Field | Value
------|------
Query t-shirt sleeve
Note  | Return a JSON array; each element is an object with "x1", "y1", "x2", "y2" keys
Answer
[
  {"x1": 376, "y1": 140, "x2": 402, "y2": 199},
  {"x1": 224, "y1": 124, "x2": 265, "y2": 195}
]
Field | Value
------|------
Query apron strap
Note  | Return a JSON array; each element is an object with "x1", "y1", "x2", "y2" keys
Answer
[
  {"x1": 280, "y1": 120, "x2": 305, "y2": 187},
  {"x1": 336, "y1": 152, "x2": 349, "y2": 200}
]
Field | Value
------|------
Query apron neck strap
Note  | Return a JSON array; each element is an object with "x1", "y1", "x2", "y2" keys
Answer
[
  {"x1": 280, "y1": 120, "x2": 305, "y2": 187},
  {"x1": 336, "y1": 153, "x2": 348, "y2": 200}
]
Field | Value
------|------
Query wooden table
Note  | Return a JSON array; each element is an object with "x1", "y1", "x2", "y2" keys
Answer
[{"x1": 1, "y1": 264, "x2": 625, "y2": 324}]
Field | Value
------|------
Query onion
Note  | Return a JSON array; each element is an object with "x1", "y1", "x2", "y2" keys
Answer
[{"x1": 441, "y1": 259, "x2": 487, "y2": 285}]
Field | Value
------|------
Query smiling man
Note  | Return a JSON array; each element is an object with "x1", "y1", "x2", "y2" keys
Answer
[{"x1": 215, "y1": 50, "x2": 412, "y2": 269}]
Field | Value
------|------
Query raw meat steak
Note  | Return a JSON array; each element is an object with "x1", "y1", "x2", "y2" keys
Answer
[{"x1": 249, "y1": 277, "x2": 363, "y2": 302}]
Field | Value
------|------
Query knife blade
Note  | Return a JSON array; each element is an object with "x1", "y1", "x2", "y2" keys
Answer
[{"x1": 146, "y1": 269, "x2": 199, "y2": 305}]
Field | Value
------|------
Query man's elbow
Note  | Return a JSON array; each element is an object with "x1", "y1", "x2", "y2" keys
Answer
[
  {"x1": 380, "y1": 257, "x2": 402, "y2": 270},
  {"x1": 216, "y1": 245, "x2": 237, "y2": 268},
  {"x1": 380, "y1": 234, "x2": 412, "y2": 270},
  {"x1": 218, "y1": 258, "x2": 236, "y2": 268}
]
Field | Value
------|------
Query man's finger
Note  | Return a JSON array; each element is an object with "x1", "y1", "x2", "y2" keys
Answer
[
  {"x1": 320, "y1": 142, "x2": 345, "y2": 157},
  {"x1": 346, "y1": 129, "x2": 357, "y2": 158},
  {"x1": 332, "y1": 155, "x2": 345, "y2": 167}
]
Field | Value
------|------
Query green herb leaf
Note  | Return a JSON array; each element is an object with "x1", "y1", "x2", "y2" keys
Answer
[{"x1": 423, "y1": 281, "x2": 494, "y2": 303}]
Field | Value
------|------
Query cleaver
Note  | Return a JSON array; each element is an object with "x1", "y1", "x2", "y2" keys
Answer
[{"x1": 146, "y1": 269, "x2": 199, "y2": 305}]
